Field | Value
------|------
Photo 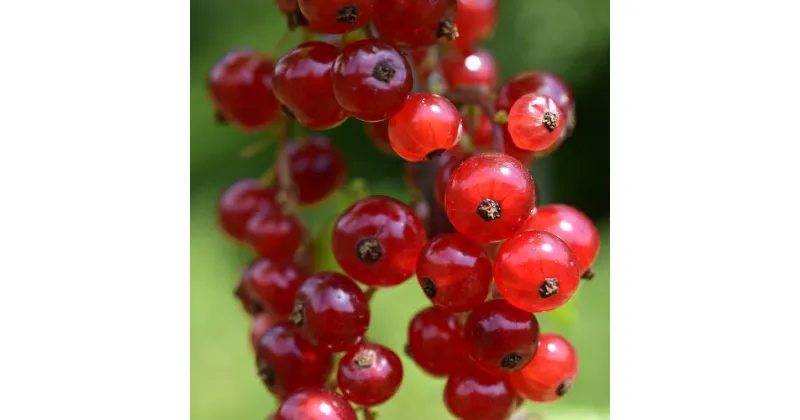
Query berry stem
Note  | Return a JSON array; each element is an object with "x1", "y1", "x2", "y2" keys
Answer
[
  {"x1": 364, "y1": 286, "x2": 378, "y2": 303},
  {"x1": 241, "y1": 137, "x2": 275, "y2": 159},
  {"x1": 359, "y1": 406, "x2": 378, "y2": 420}
]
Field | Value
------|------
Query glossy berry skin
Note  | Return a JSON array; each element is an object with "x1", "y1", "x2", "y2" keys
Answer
[
  {"x1": 508, "y1": 93, "x2": 565, "y2": 152},
  {"x1": 464, "y1": 299, "x2": 540, "y2": 374},
  {"x1": 365, "y1": 120, "x2": 393, "y2": 153},
  {"x1": 246, "y1": 208, "x2": 305, "y2": 260},
  {"x1": 444, "y1": 365, "x2": 517, "y2": 420},
  {"x1": 208, "y1": 50, "x2": 281, "y2": 132},
  {"x1": 275, "y1": 388, "x2": 357, "y2": 420},
  {"x1": 273, "y1": 42, "x2": 350, "y2": 130},
  {"x1": 521, "y1": 204, "x2": 600, "y2": 276},
  {"x1": 454, "y1": 0, "x2": 497, "y2": 51},
  {"x1": 494, "y1": 230, "x2": 580, "y2": 313},
  {"x1": 278, "y1": 136, "x2": 346, "y2": 205},
  {"x1": 256, "y1": 323, "x2": 334, "y2": 398},
  {"x1": 217, "y1": 179, "x2": 278, "y2": 242},
  {"x1": 332, "y1": 196, "x2": 427, "y2": 287},
  {"x1": 416, "y1": 233, "x2": 492, "y2": 313},
  {"x1": 445, "y1": 153, "x2": 535, "y2": 243},
  {"x1": 440, "y1": 48, "x2": 498, "y2": 91},
  {"x1": 388, "y1": 93, "x2": 463, "y2": 161},
  {"x1": 510, "y1": 334, "x2": 579, "y2": 403},
  {"x1": 469, "y1": 112, "x2": 494, "y2": 148},
  {"x1": 468, "y1": 114, "x2": 536, "y2": 167},
  {"x1": 332, "y1": 39, "x2": 413, "y2": 122},
  {"x1": 407, "y1": 307, "x2": 470, "y2": 377},
  {"x1": 496, "y1": 71, "x2": 575, "y2": 119},
  {"x1": 298, "y1": 0, "x2": 374, "y2": 34},
  {"x1": 373, "y1": 0, "x2": 458, "y2": 48},
  {"x1": 240, "y1": 258, "x2": 310, "y2": 317},
  {"x1": 251, "y1": 312, "x2": 284, "y2": 350},
  {"x1": 292, "y1": 272, "x2": 370, "y2": 352},
  {"x1": 433, "y1": 151, "x2": 468, "y2": 206},
  {"x1": 337, "y1": 343, "x2": 403, "y2": 406}
]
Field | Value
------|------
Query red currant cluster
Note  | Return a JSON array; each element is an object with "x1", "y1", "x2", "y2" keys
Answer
[{"x1": 208, "y1": 0, "x2": 600, "y2": 419}]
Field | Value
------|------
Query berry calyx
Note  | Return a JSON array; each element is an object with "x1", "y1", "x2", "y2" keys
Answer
[
  {"x1": 275, "y1": 388, "x2": 357, "y2": 420},
  {"x1": 407, "y1": 307, "x2": 470, "y2": 377},
  {"x1": 444, "y1": 365, "x2": 517, "y2": 420},
  {"x1": 520, "y1": 204, "x2": 600, "y2": 277},
  {"x1": 463, "y1": 299, "x2": 540, "y2": 374},
  {"x1": 278, "y1": 135, "x2": 346, "y2": 205},
  {"x1": 246, "y1": 208, "x2": 305, "y2": 260},
  {"x1": 298, "y1": 0, "x2": 375, "y2": 34},
  {"x1": 372, "y1": 0, "x2": 458, "y2": 48},
  {"x1": 440, "y1": 48, "x2": 498, "y2": 91},
  {"x1": 509, "y1": 333, "x2": 578, "y2": 403},
  {"x1": 507, "y1": 93, "x2": 565, "y2": 152},
  {"x1": 217, "y1": 179, "x2": 278, "y2": 242},
  {"x1": 388, "y1": 93, "x2": 463, "y2": 161},
  {"x1": 239, "y1": 258, "x2": 310, "y2": 317},
  {"x1": 337, "y1": 342, "x2": 403, "y2": 406}
]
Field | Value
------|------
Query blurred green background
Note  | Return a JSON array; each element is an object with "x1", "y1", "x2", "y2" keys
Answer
[{"x1": 191, "y1": 0, "x2": 609, "y2": 419}]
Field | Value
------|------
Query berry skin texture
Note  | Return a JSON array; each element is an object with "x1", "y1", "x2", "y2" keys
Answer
[
  {"x1": 496, "y1": 71, "x2": 575, "y2": 119},
  {"x1": 373, "y1": 0, "x2": 458, "y2": 48},
  {"x1": 407, "y1": 307, "x2": 470, "y2": 377},
  {"x1": 416, "y1": 233, "x2": 492, "y2": 313},
  {"x1": 444, "y1": 365, "x2": 517, "y2": 420},
  {"x1": 494, "y1": 230, "x2": 581, "y2": 313},
  {"x1": 256, "y1": 323, "x2": 334, "y2": 398},
  {"x1": 273, "y1": 42, "x2": 350, "y2": 130},
  {"x1": 507, "y1": 93, "x2": 565, "y2": 152},
  {"x1": 463, "y1": 299, "x2": 541, "y2": 374},
  {"x1": 251, "y1": 312, "x2": 284, "y2": 351},
  {"x1": 453, "y1": 0, "x2": 497, "y2": 51},
  {"x1": 332, "y1": 196, "x2": 427, "y2": 287},
  {"x1": 278, "y1": 136, "x2": 346, "y2": 205},
  {"x1": 217, "y1": 179, "x2": 277, "y2": 242},
  {"x1": 291, "y1": 272, "x2": 370, "y2": 352},
  {"x1": 337, "y1": 342, "x2": 404, "y2": 406},
  {"x1": 440, "y1": 48, "x2": 498, "y2": 91},
  {"x1": 208, "y1": 50, "x2": 281, "y2": 132},
  {"x1": 444, "y1": 153, "x2": 535, "y2": 243},
  {"x1": 433, "y1": 151, "x2": 469, "y2": 206},
  {"x1": 239, "y1": 258, "x2": 310, "y2": 317},
  {"x1": 246, "y1": 208, "x2": 305, "y2": 260},
  {"x1": 332, "y1": 39, "x2": 413, "y2": 122},
  {"x1": 275, "y1": 388, "x2": 357, "y2": 420},
  {"x1": 510, "y1": 333, "x2": 579, "y2": 403},
  {"x1": 388, "y1": 93, "x2": 463, "y2": 161},
  {"x1": 298, "y1": 0, "x2": 375, "y2": 34},
  {"x1": 520, "y1": 204, "x2": 600, "y2": 277}
]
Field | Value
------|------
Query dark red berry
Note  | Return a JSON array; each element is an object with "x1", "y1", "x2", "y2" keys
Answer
[
  {"x1": 332, "y1": 196, "x2": 427, "y2": 287},
  {"x1": 298, "y1": 0, "x2": 374, "y2": 34},
  {"x1": 337, "y1": 342, "x2": 403, "y2": 406},
  {"x1": 256, "y1": 323, "x2": 334, "y2": 398},
  {"x1": 510, "y1": 333, "x2": 578, "y2": 403},
  {"x1": 388, "y1": 93, "x2": 463, "y2": 161},
  {"x1": 365, "y1": 120, "x2": 393, "y2": 153},
  {"x1": 520, "y1": 204, "x2": 600, "y2": 277},
  {"x1": 218, "y1": 179, "x2": 278, "y2": 242},
  {"x1": 239, "y1": 258, "x2": 310, "y2": 317},
  {"x1": 246, "y1": 208, "x2": 305, "y2": 260},
  {"x1": 278, "y1": 136, "x2": 346, "y2": 205},
  {"x1": 292, "y1": 272, "x2": 370, "y2": 352},
  {"x1": 508, "y1": 93, "x2": 565, "y2": 152},
  {"x1": 453, "y1": 0, "x2": 497, "y2": 51},
  {"x1": 251, "y1": 312, "x2": 284, "y2": 351},
  {"x1": 407, "y1": 307, "x2": 470, "y2": 377},
  {"x1": 275, "y1": 388, "x2": 357, "y2": 420},
  {"x1": 411, "y1": 196, "x2": 457, "y2": 239},
  {"x1": 416, "y1": 233, "x2": 492, "y2": 313},
  {"x1": 464, "y1": 299, "x2": 540, "y2": 374},
  {"x1": 373, "y1": 0, "x2": 458, "y2": 48},
  {"x1": 496, "y1": 71, "x2": 575, "y2": 118},
  {"x1": 433, "y1": 151, "x2": 469, "y2": 206},
  {"x1": 494, "y1": 230, "x2": 580, "y2": 313},
  {"x1": 440, "y1": 48, "x2": 498, "y2": 91},
  {"x1": 444, "y1": 365, "x2": 517, "y2": 420},
  {"x1": 469, "y1": 112, "x2": 494, "y2": 148}
]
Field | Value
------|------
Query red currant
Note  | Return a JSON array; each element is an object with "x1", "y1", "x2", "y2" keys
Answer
[
  {"x1": 467, "y1": 113, "x2": 535, "y2": 166},
  {"x1": 218, "y1": 179, "x2": 278, "y2": 242},
  {"x1": 273, "y1": 42, "x2": 350, "y2": 130},
  {"x1": 246, "y1": 208, "x2": 305, "y2": 260},
  {"x1": 239, "y1": 258, "x2": 310, "y2": 317},
  {"x1": 494, "y1": 230, "x2": 580, "y2": 313},
  {"x1": 332, "y1": 39, "x2": 413, "y2": 122},
  {"x1": 275, "y1": 388, "x2": 357, "y2": 420},
  {"x1": 291, "y1": 272, "x2": 370, "y2": 352},
  {"x1": 256, "y1": 322, "x2": 334, "y2": 398},
  {"x1": 278, "y1": 136, "x2": 346, "y2": 205},
  {"x1": 411, "y1": 196, "x2": 457, "y2": 239},
  {"x1": 444, "y1": 365, "x2": 517, "y2": 420},
  {"x1": 433, "y1": 151, "x2": 468, "y2": 206},
  {"x1": 468, "y1": 112, "x2": 494, "y2": 148},
  {"x1": 509, "y1": 333, "x2": 578, "y2": 403},
  {"x1": 298, "y1": 0, "x2": 374, "y2": 34},
  {"x1": 388, "y1": 93, "x2": 463, "y2": 161},
  {"x1": 507, "y1": 93, "x2": 565, "y2": 152},
  {"x1": 373, "y1": 0, "x2": 458, "y2": 48},
  {"x1": 464, "y1": 299, "x2": 540, "y2": 374},
  {"x1": 496, "y1": 71, "x2": 575, "y2": 118},
  {"x1": 453, "y1": 0, "x2": 497, "y2": 51},
  {"x1": 251, "y1": 312, "x2": 284, "y2": 351},
  {"x1": 521, "y1": 204, "x2": 600, "y2": 277},
  {"x1": 440, "y1": 48, "x2": 498, "y2": 91},
  {"x1": 332, "y1": 196, "x2": 427, "y2": 287},
  {"x1": 337, "y1": 342, "x2": 403, "y2": 406},
  {"x1": 364, "y1": 120, "x2": 393, "y2": 153},
  {"x1": 444, "y1": 153, "x2": 535, "y2": 242},
  {"x1": 407, "y1": 307, "x2": 470, "y2": 377},
  {"x1": 416, "y1": 233, "x2": 492, "y2": 313}
]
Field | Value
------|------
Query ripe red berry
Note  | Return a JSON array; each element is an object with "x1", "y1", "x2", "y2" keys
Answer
[
  {"x1": 278, "y1": 136, "x2": 346, "y2": 205},
  {"x1": 373, "y1": 0, "x2": 458, "y2": 48},
  {"x1": 251, "y1": 312, "x2": 284, "y2": 350},
  {"x1": 208, "y1": 50, "x2": 282, "y2": 132},
  {"x1": 275, "y1": 388, "x2": 357, "y2": 420},
  {"x1": 246, "y1": 208, "x2": 305, "y2": 260},
  {"x1": 239, "y1": 258, "x2": 310, "y2": 317},
  {"x1": 453, "y1": 0, "x2": 497, "y2": 51},
  {"x1": 298, "y1": 0, "x2": 374, "y2": 34},
  {"x1": 273, "y1": 42, "x2": 350, "y2": 130},
  {"x1": 332, "y1": 39, "x2": 413, "y2": 122},
  {"x1": 218, "y1": 179, "x2": 278, "y2": 242},
  {"x1": 411, "y1": 196, "x2": 457, "y2": 240},
  {"x1": 444, "y1": 365, "x2": 517, "y2": 420},
  {"x1": 463, "y1": 299, "x2": 540, "y2": 374},
  {"x1": 364, "y1": 120, "x2": 393, "y2": 153},
  {"x1": 332, "y1": 196, "x2": 427, "y2": 287},
  {"x1": 407, "y1": 307, "x2": 470, "y2": 377},
  {"x1": 416, "y1": 233, "x2": 492, "y2": 313},
  {"x1": 444, "y1": 153, "x2": 535, "y2": 242},
  {"x1": 388, "y1": 93, "x2": 463, "y2": 161},
  {"x1": 510, "y1": 333, "x2": 578, "y2": 403},
  {"x1": 440, "y1": 48, "x2": 498, "y2": 91},
  {"x1": 256, "y1": 322, "x2": 334, "y2": 398},
  {"x1": 337, "y1": 343, "x2": 403, "y2": 406},
  {"x1": 520, "y1": 204, "x2": 600, "y2": 277},
  {"x1": 291, "y1": 272, "x2": 370, "y2": 352},
  {"x1": 494, "y1": 230, "x2": 581, "y2": 313},
  {"x1": 468, "y1": 112, "x2": 494, "y2": 149},
  {"x1": 496, "y1": 71, "x2": 575, "y2": 119},
  {"x1": 507, "y1": 93, "x2": 565, "y2": 152},
  {"x1": 433, "y1": 151, "x2": 468, "y2": 206}
]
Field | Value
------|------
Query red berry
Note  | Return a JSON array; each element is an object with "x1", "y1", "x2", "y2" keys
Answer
[
  {"x1": 275, "y1": 388, "x2": 357, "y2": 420},
  {"x1": 332, "y1": 196, "x2": 427, "y2": 287},
  {"x1": 332, "y1": 39, "x2": 413, "y2": 122},
  {"x1": 444, "y1": 366, "x2": 517, "y2": 420},
  {"x1": 208, "y1": 50, "x2": 281, "y2": 132},
  {"x1": 251, "y1": 312, "x2": 284, "y2": 350},
  {"x1": 298, "y1": 0, "x2": 374, "y2": 34},
  {"x1": 337, "y1": 343, "x2": 403, "y2": 406},
  {"x1": 373, "y1": 0, "x2": 458, "y2": 48},
  {"x1": 256, "y1": 323, "x2": 334, "y2": 398},
  {"x1": 239, "y1": 258, "x2": 310, "y2": 317},
  {"x1": 411, "y1": 196, "x2": 457, "y2": 239},
  {"x1": 388, "y1": 93, "x2": 463, "y2": 161},
  {"x1": 444, "y1": 153, "x2": 535, "y2": 242},
  {"x1": 494, "y1": 230, "x2": 580, "y2": 313},
  {"x1": 467, "y1": 113, "x2": 535, "y2": 166},
  {"x1": 273, "y1": 42, "x2": 350, "y2": 130},
  {"x1": 440, "y1": 48, "x2": 498, "y2": 91},
  {"x1": 246, "y1": 208, "x2": 305, "y2": 260},
  {"x1": 453, "y1": 0, "x2": 497, "y2": 51},
  {"x1": 364, "y1": 120, "x2": 393, "y2": 153},
  {"x1": 218, "y1": 179, "x2": 278, "y2": 242},
  {"x1": 433, "y1": 151, "x2": 468, "y2": 206},
  {"x1": 520, "y1": 204, "x2": 600, "y2": 277},
  {"x1": 407, "y1": 307, "x2": 470, "y2": 377},
  {"x1": 501, "y1": 128, "x2": 536, "y2": 166},
  {"x1": 291, "y1": 272, "x2": 370, "y2": 352},
  {"x1": 469, "y1": 112, "x2": 494, "y2": 148},
  {"x1": 278, "y1": 136, "x2": 346, "y2": 205},
  {"x1": 496, "y1": 71, "x2": 575, "y2": 118},
  {"x1": 507, "y1": 93, "x2": 565, "y2": 152},
  {"x1": 416, "y1": 233, "x2": 492, "y2": 313},
  {"x1": 463, "y1": 299, "x2": 540, "y2": 374},
  {"x1": 510, "y1": 333, "x2": 578, "y2": 403}
]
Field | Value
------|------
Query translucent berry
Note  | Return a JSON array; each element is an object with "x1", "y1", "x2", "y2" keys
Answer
[
  {"x1": 218, "y1": 179, "x2": 278, "y2": 242},
  {"x1": 251, "y1": 312, "x2": 284, "y2": 350},
  {"x1": 507, "y1": 93, "x2": 565, "y2": 152},
  {"x1": 440, "y1": 48, "x2": 498, "y2": 91},
  {"x1": 433, "y1": 151, "x2": 469, "y2": 206},
  {"x1": 416, "y1": 233, "x2": 492, "y2": 313},
  {"x1": 468, "y1": 112, "x2": 494, "y2": 148},
  {"x1": 510, "y1": 333, "x2": 578, "y2": 403},
  {"x1": 464, "y1": 299, "x2": 540, "y2": 374},
  {"x1": 388, "y1": 93, "x2": 463, "y2": 161},
  {"x1": 453, "y1": 0, "x2": 497, "y2": 51},
  {"x1": 246, "y1": 208, "x2": 305, "y2": 260},
  {"x1": 444, "y1": 153, "x2": 535, "y2": 242},
  {"x1": 291, "y1": 272, "x2": 370, "y2": 352},
  {"x1": 337, "y1": 343, "x2": 403, "y2": 406},
  {"x1": 332, "y1": 196, "x2": 427, "y2": 287},
  {"x1": 407, "y1": 307, "x2": 470, "y2": 377},
  {"x1": 298, "y1": 0, "x2": 375, "y2": 34},
  {"x1": 239, "y1": 258, "x2": 310, "y2": 317},
  {"x1": 275, "y1": 388, "x2": 357, "y2": 420},
  {"x1": 496, "y1": 70, "x2": 575, "y2": 140},
  {"x1": 494, "y1": 230, "x2": 580, "y2": 313},
  {"x1": 521, "y1": 204, "x2": 600, "y2": 278},
  {"x1": 364, "y1": 120, "x2": 393, "y2": 153},
  {"x1": 256, "y1": 323, "x2": 334, "y2": 398},
  {"x1": 278, "y1": 136, "x2": 346, "y2": 205},
  {"x1": 444, "y1": 365, "x2": 517, "y2": 420},
  {"x1": 373, "y1": 0, "x2": 458, "y2": 48}
]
